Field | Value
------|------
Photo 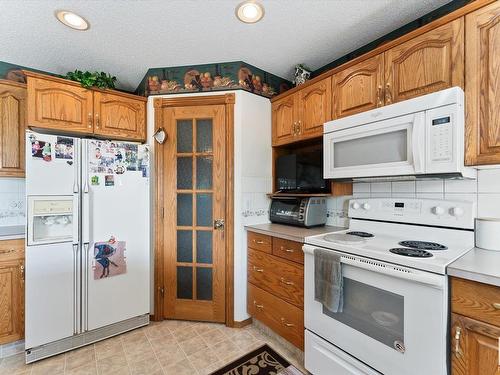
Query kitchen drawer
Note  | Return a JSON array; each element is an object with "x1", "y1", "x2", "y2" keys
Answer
[
  {"x1": 451, "y1": 277, "x2": 500, "y2": 327},
  {"x1": 248, "y1": 283, "x2": 304, "y2": 349},
  {"x1": 272, "y1": 237, "x2": 304, "y2": 264},
  {"x1": 248, "y1": 249, "x2": 303, "y2": 308},
  {"x1": 247, "y1": 231, "x2": 272, "y2": 253},
  {"x1": 0, "y1": 239, "x2": 24, "y2": 261}
]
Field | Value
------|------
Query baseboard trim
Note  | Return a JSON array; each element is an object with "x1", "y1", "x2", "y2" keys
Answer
[{"x1": 231, "y1": 317, "x2": 252, "y2": 328}]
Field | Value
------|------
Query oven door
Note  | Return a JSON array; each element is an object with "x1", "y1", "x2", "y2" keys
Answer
[
  {"x1": 303, "y1": 245, "x2": 447, "y2": 375},
  {"x1": 323, "y1": 112, "x2": 425, "y2": 179}
]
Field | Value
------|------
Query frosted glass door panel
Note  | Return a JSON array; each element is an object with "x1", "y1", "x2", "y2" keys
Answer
[{"x1": 334, "y1": 130, "x2": 408, "y2": 168}]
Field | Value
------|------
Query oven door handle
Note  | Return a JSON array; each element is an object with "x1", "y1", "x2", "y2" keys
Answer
[{"x1": 303, "y1": 245, "x2": 444, "y2": 289}]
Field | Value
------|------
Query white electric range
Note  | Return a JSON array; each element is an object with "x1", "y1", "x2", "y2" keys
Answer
[{"x1": 302, "y1": 197, "x2": 475, "y2": 375}]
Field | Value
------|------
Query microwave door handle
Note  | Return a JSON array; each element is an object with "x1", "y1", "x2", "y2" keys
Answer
[{"x1": 412, "y1": 112, "x2": 426, "y2": 174}]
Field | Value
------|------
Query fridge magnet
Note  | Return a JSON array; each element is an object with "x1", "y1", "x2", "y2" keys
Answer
[
  {"x1": 91, "y1": 175, "x2": 100, "y2": 186},
  {"x1": 31, "y1": 140, "x2": 52, "y2": 161},
  {"x1": 114, "y1": 165, "x2": 125, "y2": 175},
  {"x1": 55, "y1": 137, "x2": 74, "y2": 160},
  {"x1": 93, "y1": 236, "x2": 127, "y2": 279},
  {"x1": 105, "y1": 175, "x2": 114, "y2": 186}
]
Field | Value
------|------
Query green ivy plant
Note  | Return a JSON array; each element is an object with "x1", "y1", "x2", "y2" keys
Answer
[{"x1": 65, "y1": 70, "x2": 117, "y2": 89}]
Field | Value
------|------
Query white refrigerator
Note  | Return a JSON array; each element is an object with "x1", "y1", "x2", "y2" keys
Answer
[{"x1": 25, "y1": 131, "x2": 150, "y2": 362}]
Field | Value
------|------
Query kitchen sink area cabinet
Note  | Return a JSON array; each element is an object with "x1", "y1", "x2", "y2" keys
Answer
[
  {"x1": 246, "y1": 231, "x2": 304, "y2": 349},
  {"x1": 332, "y1": 54, "x2": 384, "y2": 119},
  {"x1": 384, "y1": 18, "x2": 464, "y2": 104},
  {"x1": 464, "y1": 1, "x2": 500, "y2": 166},
  {"x1": 0, "y1": 80, "x2": 26, "y2": 177},
  {"x1": 450, "y1": 277, "x2": 500, "y2": 375},
  {"x1": 0, "y1": 239, "x2": 25, "y2": 345},
  {"x1": 24, "y1": 71, "x2": 147, "y2": 142}
]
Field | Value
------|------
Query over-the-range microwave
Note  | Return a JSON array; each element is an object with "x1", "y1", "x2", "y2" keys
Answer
[{"x1": 323, "y1": 87, "x2": 476, "y2": 181}]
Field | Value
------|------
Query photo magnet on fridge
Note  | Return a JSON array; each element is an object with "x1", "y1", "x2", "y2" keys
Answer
[
  {"x1": 93, "y1": 236, "x2": 127, "y2": 279},
  {"x1": 91, "y1": 176, "x2": 100, "y2": 186},
  {"x1": 55, "y1": 137, "x2": 74, "y2": 160},
  {"x1": 31, "y1": 140, "x2": 52, "y2": 162},
  {"x1": 105, "y1": 175, "x2": 114, "y2": 186}
]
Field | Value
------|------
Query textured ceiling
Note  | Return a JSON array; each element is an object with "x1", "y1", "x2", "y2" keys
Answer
[{"x1": 0, "y1": 0, "x2": 451, "y2": 91}]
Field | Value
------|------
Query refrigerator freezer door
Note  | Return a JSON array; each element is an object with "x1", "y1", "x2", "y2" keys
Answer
[
  {"x1": 26, "y1": 132, "x2": 80, "y2": 196},
  {"x1": 83, "y1": 140, "x2": 150, "y2": 331},
  {"x1": 25, "y1": 243, "x2": 77, "y2": 348}
]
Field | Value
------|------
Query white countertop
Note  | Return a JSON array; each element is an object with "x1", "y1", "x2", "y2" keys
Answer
[
  {"x1": 447, "y1": 247, "x2": 500, "y2": 287},
  {"x1": 0, "y1": 225, "x2": 25, "y2": 241},
  {"x1": 245, "y1": 223, "x2": 345, "y2": 242}
]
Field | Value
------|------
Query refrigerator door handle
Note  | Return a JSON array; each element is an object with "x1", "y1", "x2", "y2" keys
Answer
[
  {"x1": 82, "y1": 140, "x2": 90, "y2": 244},
  {"x1": 82, "y1": 242, "x2": 90, "y2": 332},
  {"x1": 72, "y1": 243, "x2": 79, "y2": 335}
]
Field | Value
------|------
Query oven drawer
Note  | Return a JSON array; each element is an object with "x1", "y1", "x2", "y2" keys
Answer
[
  {"x1": 451, "y1": 277, "x2": 500, "y2": 327},
  {"x1": 247, "y1": 232, "x2": 272, "y2": 253},
  {"x1": 272, "y1": 237, "x2": 304, "y2": 264},
  {"x1": 248, "y1": 283, "x2": 304, "y2": 349},
  {"x1": 305, "y1": 330, "x2": 381, "y2": 375},
  {"x1": 248, "y1": 249, "x2": 303, "y2": 308}
]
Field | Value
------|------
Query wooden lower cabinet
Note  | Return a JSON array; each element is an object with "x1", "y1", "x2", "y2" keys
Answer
[
  {"x1": 247, "y1": 232, "x2": 304, "y2": 350},
  {"x1": 0, "y1": 80, "x2": 26, "y2": 177},
  {"x1": 0, "y1": 239, "x2": 24, "y2": 345},
  {"x1": 451, "y1": 277, "x2": 500, "y2": 375}
]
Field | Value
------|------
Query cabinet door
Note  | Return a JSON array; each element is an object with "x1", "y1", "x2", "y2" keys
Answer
[
  {"x1": 464, "y1": 2, "x2": 500, "y2": 165},
  {"x1": 384, "y1": 18, "x2": 464, "y2": 104},
  {"x1": 93, "y1": 91, "x2": 146, "y2": 141},
  {"x1": 26, "y1": 76, "x2": 94, "y2": 134},
  {"x1": 0, "y1": 81, "x2": 26, "y2": 177},
  {"x1": 272, "y1": 94, "x2": 297, "y2": 146},
  {"x1": 0, "y1": 260, "x2": 24, "y2": 345},
  {"x1": 298, "y1": 76, "x2": 332, "y2": 138},
  {"x1": 332, "y1": 54, "x2": 384, "y2": 119},
  {"x1": 451, "y1": 313, "x2": 500, "y2": 375}
]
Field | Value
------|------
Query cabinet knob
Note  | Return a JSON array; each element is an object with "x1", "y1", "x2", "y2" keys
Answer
[
  {"x1": 95, "y1": 113, "x2": 100, "y2": 129},
  {"x1": 281, "y1": 318, "x2": 294, "y2": 327},
  {"x1": 281, "y1": 246, "x2": 294, "y2": 253},
  {"x1": 0, "y1": 249, "x2": 15, "y2": 255},
  {"x1": 253, "y1": 266, "x2": 264, "y2": 273},
  {"x1": 253, "y1": 239, "x2": 264, "y2": 244},
  {"x1": 453, "y1": 326, "x2": 462, "y2": 357},
  {"x1": 20, "y1": 264, "x2": 25, "y2": 282},
  {"x1": 385, "y1": 83, "x2": 393, "y2": 104},
  {"x1": 377, "y1": 85, "x2": 383, "y2": 106},
  {"x1": 280, "y1": 277, "x2": 294, "y2": 286},
  {"x1": 493, "y1": 303, "x2": 500, "y2": 310},
  {"x1": 254, "y1": 301, "x2": 264, "y2": 309},
  {"x1": 87, "y1": 113, "x2": 93, "y2": 128}
]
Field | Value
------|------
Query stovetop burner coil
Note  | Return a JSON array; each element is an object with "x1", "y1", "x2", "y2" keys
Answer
[
  {"x1": 389, "y1": 248, "x2": 434, "y2": 258},
  {"x1": 398, "y1": 240, "x2": 447, "y2": 250},
  {"x1": 346, "y1": 231, "x2": 374, "y2": 238}
]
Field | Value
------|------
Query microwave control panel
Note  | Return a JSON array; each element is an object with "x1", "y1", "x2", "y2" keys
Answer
[{"x1": 430, "y1": 115, "x2": 453, "y2": 162}]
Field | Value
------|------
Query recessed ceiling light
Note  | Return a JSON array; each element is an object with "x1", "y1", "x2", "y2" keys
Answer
[
  {"x1": 55, "y1": 10, "x2": 89, "y2": 31},
  {"x1": 235, "y1": 1, "x2": 265, "y2": 24}
]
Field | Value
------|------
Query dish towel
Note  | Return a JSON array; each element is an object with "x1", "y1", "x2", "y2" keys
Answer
[{"x1": 314, "y1": 248, "x2": 343, "y2": 313}]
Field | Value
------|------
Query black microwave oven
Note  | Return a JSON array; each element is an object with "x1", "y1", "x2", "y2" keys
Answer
[{"x1": 275, "y1": 150, "x2": 329, "y2": 194}]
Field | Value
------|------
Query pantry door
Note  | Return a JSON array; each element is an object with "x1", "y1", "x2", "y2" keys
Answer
[{"x1": 161, "y1": 104, "x2": 226, "y2": 322}]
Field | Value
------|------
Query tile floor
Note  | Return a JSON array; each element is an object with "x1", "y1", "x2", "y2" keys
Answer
[{"x1": 0, "y1": 320, "x2": 306, "y2": 375}]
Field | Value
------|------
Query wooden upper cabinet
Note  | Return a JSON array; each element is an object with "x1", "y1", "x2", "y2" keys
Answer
[
  {"x1": 297, "y1": 76, "x2": 332, "y2": 137},
  {"x1": 464, "y1": 1, "x2": 500, "y2": 165},
  {"x1": 384, "y1": 18, "x2": 464, "y2": 104},
  {"x1": 332, "y1": 54, "x2": 384, "y2": 119},
  {"x1": 272, "y1": 94, "x2": 297, "y2": 146},
  {"x1": 25, "y1": 72, "x2": 94, "y2": 134},
  {"x1": 0, "y1": 80, "x2": 26, "y2": 177},
  {"x1": 451, "y1": 313, "x2": 500, "y2": 375},
  {"x1": 93, "y1": 91, "x2": 146, "y2": 141}
]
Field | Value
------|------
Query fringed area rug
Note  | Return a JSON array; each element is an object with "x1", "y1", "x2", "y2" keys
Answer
[{"x1": 210, "y1": 344, "x2": 303, "y2": 375}]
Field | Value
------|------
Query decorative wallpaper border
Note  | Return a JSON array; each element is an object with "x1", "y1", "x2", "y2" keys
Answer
[{"x1": 136, "y1": 61, "x2": 291, "y2": 98}]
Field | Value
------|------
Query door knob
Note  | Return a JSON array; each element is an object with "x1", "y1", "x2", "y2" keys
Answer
[{"x1": 214, "y1": 219, "x2": 225, "y2": 230}]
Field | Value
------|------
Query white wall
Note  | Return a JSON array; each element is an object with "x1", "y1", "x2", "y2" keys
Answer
[
  {"x1": 326, "y1": 166, "x2": 500, "y2": 228},
  {"x1": 0, "y1": 178, "x2": 25, "y2": 227},
  {"x1": 146, "y1": 90, "x2": 272, "y2": 322}
]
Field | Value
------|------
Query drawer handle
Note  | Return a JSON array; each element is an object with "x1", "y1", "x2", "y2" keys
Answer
[
  {"x1": 0, "y1": 249, "x2": 15, "y2": 255},
  {"x1": 253, "y1": 266, "x2": 264, "y2": 273},
  {"x1": 281, "y1": 246, "x2": 294, "y2": 253},
  {"x1": 254, "y1": 240, "x2": 265, "y2": 244},
  {"x1": 280, "y1": 277, "x2": 294, "y2": 286},
  {"x1": 493, "y1": 303, "x2": 500, "y2": 310},
  {"x1": 281, "y1": 318, "x2": 294, "y2": 327},
  {"x1": 254, "y1": 301, "x2": 264, "y2": 309}
]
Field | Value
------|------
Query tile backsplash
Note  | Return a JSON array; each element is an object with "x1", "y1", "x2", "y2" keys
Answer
[
  {"x1": 326, "y1": 167, "x2": 500, "y2": 227},
  {"x1": 0, "y1": 178, "x2": 25, "y2": 227}
]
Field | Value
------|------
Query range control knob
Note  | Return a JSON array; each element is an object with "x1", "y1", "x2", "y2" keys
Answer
[
  {"x1": 432, "y1": 206, "x2": 445, "y2": 216},
  {"x1": 362, "y1": 203, "x2": 371, "y2": 210},
  {"x1": 450, "y1": 207, "x2": 464, "y2": 217},
  {"x1": 351, "y1": 202, "x2": 360, "y2": 210}
]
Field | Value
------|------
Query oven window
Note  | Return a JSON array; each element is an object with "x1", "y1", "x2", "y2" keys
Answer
[
  {"x1": 323, "y1": 277, "x2": 404, "y2": 351},
  {"x1": 333, "y1": 129, "x2": 408, "y2": 168}
]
